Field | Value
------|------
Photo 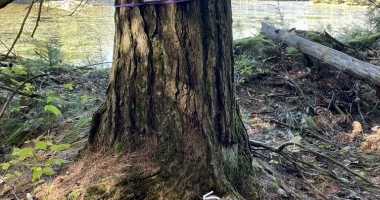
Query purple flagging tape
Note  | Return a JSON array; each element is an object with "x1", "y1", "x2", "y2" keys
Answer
[{"x1": 116, "y1": 0, "x2": 192, "y2": 8}]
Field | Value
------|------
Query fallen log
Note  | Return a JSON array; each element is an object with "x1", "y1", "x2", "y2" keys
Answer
[{"x1": 261, "y1": 22, "x2": 380, "y2": 88}]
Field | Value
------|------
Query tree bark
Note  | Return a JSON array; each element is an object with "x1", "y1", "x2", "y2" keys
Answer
[
  {"x1": 261, "y1": 22, "x2": 380, "y2": 87},
  {"x1": 88, "y1": 0, "x2": 256, "y2": 199}
]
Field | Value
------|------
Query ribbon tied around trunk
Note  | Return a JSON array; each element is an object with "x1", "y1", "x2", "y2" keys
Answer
[{"x1": 116, "y1": 0, "x2": 192, "y2": 8}]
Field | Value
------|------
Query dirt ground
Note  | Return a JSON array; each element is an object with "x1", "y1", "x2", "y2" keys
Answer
[
  {"x1": 235, "y1": 32, "x2": 380, "y2": 199},
  {"x1": 1, "y1": 31, "x2": 380, "y2": 199}
]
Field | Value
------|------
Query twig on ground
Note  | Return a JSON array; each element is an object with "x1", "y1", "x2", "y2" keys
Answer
[
  {"x1": 333, "y1": 102, "x2": 345, "y2": 116},
  {"x1": 323, "y1": 31, "x2": 353, "y2": 50},
  {"x1": 354, "y1": 82, "x2": 368, "y2": 129},
  {"x1": 269, "y1": 119, "x2": 335, "y2": 146},
  {"x1": 76, "y1": 62, "x2": 113, "y2": 69},
  {"x1": 365, "y1": 99, "x2": 378, "y2": 118},
  {"x1": 0, "y1": 176, "x2": 20, "y2": 200},
  {"x1": 246, "y1": 87, "x2": 251, "y2": 97},
  {"x1": 295, "y1": 158, "x2": 337, "y2": 179},
  {"x1": 284, "y1": 76, "x2": 306, "y2": 99},
  {"x1": 270, "y1": 119, "x2": 296, "y2": 129},
  {"x1": 251, "y1": 110, "x2": 275, "y2": 115},
  {"x1": 357, "y1": 100, "x2": 367, "y2": 129},
  {"x1": 0, "y1": 85, "x2": 39, "y2": 98},
  {"x1": 249, "y1": 140, "x2": 380, "y2": 188},
  {"x1": 327, "y1": 92, "x2": 336, "y2": 110},
  {"x1": 293, "y1": 161, "x2": 328, "y2": 200}
]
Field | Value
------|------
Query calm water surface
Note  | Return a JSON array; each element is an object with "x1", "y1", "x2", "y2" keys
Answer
[
  {"x1": 232, "y1": 1, "x2": 368, "y2": 39},
  {"x1": 0, "y1": 1, "x2": 368, "y2": 66},
  {"x1": 0, "y1": 3, "x2": 114, "y2": 67}
]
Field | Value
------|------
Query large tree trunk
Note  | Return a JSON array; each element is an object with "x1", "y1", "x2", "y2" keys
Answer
[{"x1": 88, "y1": 0, "x2": 256, "y2": 199}]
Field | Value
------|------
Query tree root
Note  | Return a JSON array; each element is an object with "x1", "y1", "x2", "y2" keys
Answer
[
  {"x1": 117, "y1": 167, "x2": 162, "y2": 186},
  {"x1": 292, "y1": 159, "x2": 328, "y2": 200},
  {"x1": 269, "y1": 119, "x2": 335, "y2": 146},
  {"x1": 249, "y1": 140, "x2": 380, "y2": 189}
]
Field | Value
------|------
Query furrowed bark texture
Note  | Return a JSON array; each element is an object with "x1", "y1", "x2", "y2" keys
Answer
[{"x1": 89, "y1": 0, "x2": 255, "y2": 198}]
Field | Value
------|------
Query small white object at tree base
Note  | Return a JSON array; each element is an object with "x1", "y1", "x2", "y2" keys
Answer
[{"x1": 203, "y1": 191, "x2": 221, "y2": 200}]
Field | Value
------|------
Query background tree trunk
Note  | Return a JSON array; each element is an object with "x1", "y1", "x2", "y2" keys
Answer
[{"x1": 89, "y1": 0, "x2": 256, "y2": 198}]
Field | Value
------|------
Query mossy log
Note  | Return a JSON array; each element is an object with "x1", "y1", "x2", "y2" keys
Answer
[{"x1": 261, "y1": 22, "x2": 380, "y2": 87}]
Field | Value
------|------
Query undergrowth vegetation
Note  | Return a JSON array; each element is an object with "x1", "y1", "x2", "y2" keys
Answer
[
  {"x1": 1, "y1": 1, "x2": 380, "y2": 199},
  {"x1": 0, "y1": 36, "x2": 108, "y2": 194},
  {"x1": 1, "y1": 137, "x2": 70, "y2": 184},
  {"x1": 233, "y1": 23, "x2": 380, "y2": 198}
]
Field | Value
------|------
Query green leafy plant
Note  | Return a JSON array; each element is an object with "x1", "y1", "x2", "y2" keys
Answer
[
  {"x1": 44, "y1": 89, "x2": 62, "y2": 116},
  {"x1": 0, "y1": 137, "x2": 70, "y2": 183},
  {"x1": 235, "y1": 54, "x2": 269, "y2": 84},
  {"x1": 235, "y1": 55, "x2": 256, "y2": 84},
  {"x1": 80, "y1": 94, "x2": 89, "y2": 104},
  {"x1": 44, "y1": 105, "x2": 62, "y2": 116},
  {"x1": 1, "y1": 66, "x2": 28, "y2": 76},
  {"x1": 306, "y1": 116, "x2": 316, "y2": 131},
  {"x1": 63, "y1": 83, "x2": 74, "y2": 90},
  {"x1": 34, "y1": 36, "x2": 64, "y2": 69},
  {"x1": 61, "y1": 116, "x2": 92, "y2": 144},
  {"x1": 286, "y1": 46, "x2": 299, "y2": 54}
]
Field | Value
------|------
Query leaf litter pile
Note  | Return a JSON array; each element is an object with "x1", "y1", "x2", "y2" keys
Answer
[{"x1": 234, "y1": 33, "x2": 380, "y2": 199}]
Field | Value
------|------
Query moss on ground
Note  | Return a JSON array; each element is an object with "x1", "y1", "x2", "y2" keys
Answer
[
  {"x1": 349, "y1": 33, "x2": 380, "y2": 48},
  {"x1": 84, "y1": 184, "x2": 112, "y2": 200},
  {"x1": 67, "y1": 191, "x2": 80, "y2": 200}
]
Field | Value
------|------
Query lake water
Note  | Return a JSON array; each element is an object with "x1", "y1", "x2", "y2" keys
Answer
[
  {"x1": 232, "y1": 1, "x2": 368, "y2": 39},
  {"x1": 0, "y1": 1, "x2": 368, "y2": 67},
  {"x1": 0, "y1": 3, "x2": 115, "y2": 67}
]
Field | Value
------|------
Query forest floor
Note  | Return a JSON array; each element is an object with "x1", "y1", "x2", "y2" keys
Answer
[
  {"x1": 1, "y1": 30, "x2": 380, "y2": 199},
  {"x1": 234, "y1": 32, "x2": 380, "y2": 199}
]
